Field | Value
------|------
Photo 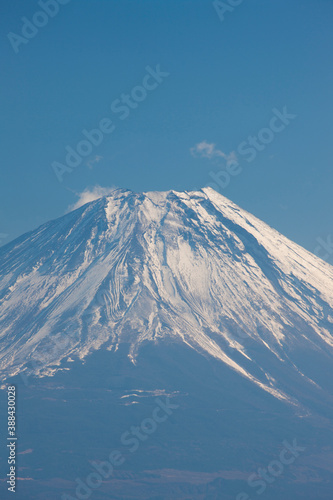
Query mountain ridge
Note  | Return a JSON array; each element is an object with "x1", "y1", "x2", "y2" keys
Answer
[{"x1": 0, "y1": 187, "x2": 332, "y2": 414}]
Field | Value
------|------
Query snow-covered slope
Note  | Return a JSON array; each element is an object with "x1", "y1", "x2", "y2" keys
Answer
[{"x1": 0, "y1": 188, "x2": 332, "y2": 407}]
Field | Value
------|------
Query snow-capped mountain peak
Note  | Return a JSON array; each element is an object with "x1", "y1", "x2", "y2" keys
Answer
[{"x1": 0, "y1": 188, "x2": 332, "y2": 408}]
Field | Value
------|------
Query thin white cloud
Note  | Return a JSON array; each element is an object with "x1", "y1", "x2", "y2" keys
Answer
[
  {"x1": 87, "y1": 155, "x2": 103, "y2": 169},
  {"x1": 190, "y1": 140, "x2": 237, "y2": 165},
  {"x1": 68, "y1": 185, "x2": 118, "y2": 212}
]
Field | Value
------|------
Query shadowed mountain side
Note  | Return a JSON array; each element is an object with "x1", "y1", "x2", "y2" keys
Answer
[{"x1": 1, "y1": 342, "x2": 333, "y2": 499}]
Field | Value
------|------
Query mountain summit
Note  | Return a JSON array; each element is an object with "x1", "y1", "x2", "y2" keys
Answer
[
  {"x1": 0, "y1": 187, "x2": 332, "y2": 410},
  {"x1": 1, "y1": 188, "x2": 333, "y2": 499}
]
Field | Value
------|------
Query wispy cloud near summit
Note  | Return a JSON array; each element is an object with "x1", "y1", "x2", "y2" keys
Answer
[
  {"x1": 190, "y1": 141, "x2": 236, "y2": 165},
  {"x1": 68, "y1": 185, "x2": 118, "y2": 212}
]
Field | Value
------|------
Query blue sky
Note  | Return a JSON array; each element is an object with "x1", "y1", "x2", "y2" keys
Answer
[{"x1": 1, "y1": 0, "x2": 332, "y2": 259}]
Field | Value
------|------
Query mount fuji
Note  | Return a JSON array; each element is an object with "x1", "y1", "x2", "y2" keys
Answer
[{"x1": 0, "y1": 188, "x2": 333, "y2": 500}]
